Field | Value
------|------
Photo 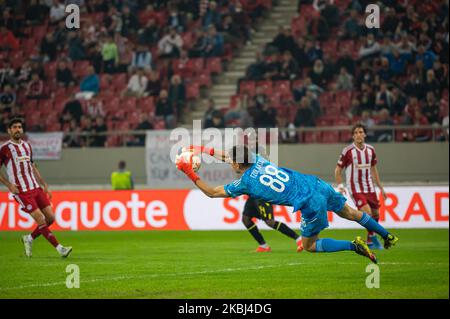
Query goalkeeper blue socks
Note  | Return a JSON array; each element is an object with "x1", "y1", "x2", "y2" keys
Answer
[
  {"x1": 358, "y1": 212, "x2": 389, "y2": 238},
  {"x1": 315, "y1": 238, "x2": 355, "y2": 252}
]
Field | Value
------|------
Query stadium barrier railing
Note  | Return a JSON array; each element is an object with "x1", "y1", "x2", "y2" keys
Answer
[{"x1": 0, "y1": 125, "x2": 448, "y2": 146}]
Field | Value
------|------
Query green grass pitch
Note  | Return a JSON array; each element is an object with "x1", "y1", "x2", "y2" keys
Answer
[{"x1": 0, "y1": 229, "x2": 448, "y2": 299}]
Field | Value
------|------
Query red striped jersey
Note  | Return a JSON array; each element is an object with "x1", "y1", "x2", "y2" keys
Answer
[
  {"x1": 0, "y1": 140, "x2": 40, "y2": 193},
  {"x1": 337, "y1": 143, "x2": 378, "y2": 194}
]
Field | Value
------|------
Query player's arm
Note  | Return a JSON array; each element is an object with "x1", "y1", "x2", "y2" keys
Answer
[
  {"x1": 176, "y1": 154, "x2": 229, "y2": 198},
  {"x1": 183, "y1": 145, "x2": 231, "y2": 163},
  {"x1": 371, "y1": 165, "x2": 387, "y2": 200},
  {"x1": 195, "y1": 180, "x2": 229, "y2": 198},
  {"x1": 334, "y1": 163, "x2": 346, "y2": 194},
  {"x1": 0, "y1": 169, "x2": 19, "y2": 194},
  {"x1": 32, "y1": 163, "x2": 52, "y2": 200}
]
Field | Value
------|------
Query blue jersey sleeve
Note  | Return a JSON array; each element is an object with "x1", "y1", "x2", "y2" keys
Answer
[{"x1": 224, "y1": 178, "x2": 247, "y2": 197}]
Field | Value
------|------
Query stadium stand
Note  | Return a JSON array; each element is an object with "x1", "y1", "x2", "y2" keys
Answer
[{"x1": 0, "y1": 0, "x2": 448, "y2": 146}]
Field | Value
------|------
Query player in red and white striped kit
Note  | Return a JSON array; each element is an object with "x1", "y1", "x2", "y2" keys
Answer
[
  {"x1": 335, "y1": 124, "x2": 387, "y2": 249},
  {"x1": 0, "y1": 118, "x2": 72, "y2": 258}
]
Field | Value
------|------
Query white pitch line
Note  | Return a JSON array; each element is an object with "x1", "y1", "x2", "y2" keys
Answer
[{"x1": 0, "y1": 261, "x2": 448, "y2": 291}]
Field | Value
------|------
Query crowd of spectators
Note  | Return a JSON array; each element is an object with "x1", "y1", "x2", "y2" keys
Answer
[
  {"x1": 218, "y1": 0, "x2": 449, "y2": 143},
  {"x1": 0, "y1": 0, "x2": 270, "y2": 146}
]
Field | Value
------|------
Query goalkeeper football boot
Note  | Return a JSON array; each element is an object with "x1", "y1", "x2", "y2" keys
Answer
[
  {"x1": 352, "y1": 236, "x2": 377, "y2": 264},
  {"x1": 383, "y1": 234, "x2": 399, "y2": 249},
  {"x1": 21, "y1": 235, "x2": 32, "y2": 258},
  {"x1": 255, "y1": 246, "x2": 271, "y2": 252},
  {"x1": 368, "y1": 235, "x2": 384, "y2": 250}
]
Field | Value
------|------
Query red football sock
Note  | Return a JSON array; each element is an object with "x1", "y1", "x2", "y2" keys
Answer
[
  {"x1": 38, "y1": 224, "x2": 60, "y2": 248},
  {"x1": 31, "y1": 226, "x2": 41, "y2": 239}
]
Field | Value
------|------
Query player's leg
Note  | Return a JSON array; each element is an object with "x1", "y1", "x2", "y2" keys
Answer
[
  {"x1": 262, "y1": 204, "x2": 303, "y2": 252},
  {"x1": 242, "y1": 198, "x2": 270, "y2": 252},
  {"x1": 367, "y1": 207, "x2": 383, "y2": 249},
  {"x1": 359, "y1": 203, "x2": 376, "y2": 246},
  {"x1": 336, "y1": 204, "x2": 398, "y2": 249},
  {"x1": 25, "y1": 205, "x2": 55, "y2": 242}
]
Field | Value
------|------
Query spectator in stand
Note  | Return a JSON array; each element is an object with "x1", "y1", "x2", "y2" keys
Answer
[
  {"x1": 304, "y1": 39, "x2": 323, "y2": 64},
  {"x1": 138, "y1": 18, "x2": 160, "y2": 46},
  {"x1": 380, "y1": 35, "x2": 396, "y2": 56},
  {"x1": 130, "y1": 44, "x2": 152, "y2": 72},
  {"x1": 204, "y1": 25, "x2": 224, "y2": 57},
  {"x1": 146, "y1": 70, "x2": 161, "y2": 97},
  {"x1": 86, "y1": 97, "x2": 106, "y2": 118},
  {"x1": 309, "y1": 59, "x2": 328, "y2": 88},
  {"x1": 54, "y1": 19, "x2": 68, "y2": 51},
  {"x1": 377, "y1": 57, "x2": 393, "y2": 82},
  {"x1": 404, "y1": 73, "x2": 424, "y2": 99},
  {"x1": 292, "y1": 77, "x2": 324, "y2": 101},
  {"x1": 92, "y1": 116, "x2": 107, "y2": 147},
  {"x1": 343, "y1": 9, "x2": 363, "y2": 39},
  {"x1": 375, "y1": 83, "x2": 394, "y2": 112},
  {"x1": 2, "y1": 8, "x2": 18, "y2": 35},
  {"x1": 403, "y1": 96, "x2": 421, "y2": 124},
  {"x1": 253, "y1": 101, "x2": 277, "y2": 128},
  {"x1": 395, "y1": 33, "x2": 415, "y2": 55},
  {"x1": 132, "y1": 113, "x2": 154, "y2": 146},
  {"x1": 158, "y1": 27, "x2": 183, "y2": 58},
  {"x1": 102, "y1": 33, "x2": 119, "y2": 74},
  {"x1": 202, "y1": 1, "x2": 221, "y2": 29},
  {"x1": 253, "y1": 85, "x2": 268, "y2": 108},
  {"x1": 423, "y1": 69, "x2": 442, "y2": 98},
  {"x1": 230, "y1": 1, "x2": 251, "y2": 44},
  {"x1": 40, "y1": 33, "x2": 58, "y2": 62},
  {"x1": 56, "y1": 60, "x2": 76, "y2": 87},
  {"x1": 204, "y1": 110, "x2": 225, "y2": 129},
  {"x1": 359, "y1": 83, "x2": 376, "y2": 113},
  {"x1": 189, "y1": 28, "x2": 208, "y2": 58},
  {"x1": 359, "y1": 34, "x2": 381, "y2": 60},
  {"x1": 276, "y1": 51, "x2": 299, "y2": 80},
  {"x1": 121, "y1": 5, "x2": 140, "y2": 37},
  {"x1": 422, "y1": 91, "x2": 441, "y2": 125},
  {"x1": 0, "y1": 25, "x2": 19, "y2": 51},
  {"x1": 123, "y1": 68, "x2": 148, "y2": 98},
  {"x1": 270, "y1": 26, "x2": 296, "y2": 55},
  {"x1": 314, "y1": 0, "x2": 339, "y2": 28},
  {"x1": 307, "y1": 14, "x2": 330, "y2": 41},
  {"x1": 62, "y1": 93, "x2": 83, "y2": 124},
  {"x1": 0, "y1": 60, "x2": 16, "y2": 88},
  {"x1": 79, "y1": 66, "x2": 100, "y2": 97},
  {"x1": 0, "y1": 84, "x2": 16, "y2": 114},
  {"x1": 167, "y1": 6, "x2": 186, "y2": 33},
  {"x1": 49, "y1": 0, "x2": 66, "y2": 25},
  {"x1": 336, "y1": 67, "x2": 354, "y2": 90},
  {"x1": 375, "y1": 108, "x2": 394, "y2": 142},
  {"x1": 67, "y1": 31, "x2": 86, "y2": 61},
  {"x1": 218, "y1": 14, "x2": 242, "y2": 48},
  {"x1": 412, "y1": 109, "x2": 432, "y2": 142},
  {"x1": 390, "y1": 87, "x2": 407, "y2": 116},
  {"x1": 277, "y1": 115, "x2": 297, "y2": 143},
  {"x1": 415, "y1": 44, "x2": 437, "y2": 70},
  {"x1": 385, "y1": 48, "x2": 410, "y2": 76},
  {"x1": 63, "y1": 118, "x2": 82, "y2": 148},
  {"x1": 156, "y1": 90, "x2": 176, "y2": 129},
  {"x1": 294, "y1": 96, "x2": 315, "y2": 128},
  {"x1": 26, "y1": 73, "x2": 44, "y2": 99},
  {"x1": 25, "y1": 0, "x2": 48, "y2": 26},
  {"x1": 168, "y1": 74, "x2": 186, "y2": 117},
  {"x1": 306, "y1": 89, "x2": 321, "y2": 119},
  {"x1": 360, "y1": 110, "x2": 376, "y2": 142},
  {"x1": 381, "y1": 7, "x2": 399, "y2": 35}
]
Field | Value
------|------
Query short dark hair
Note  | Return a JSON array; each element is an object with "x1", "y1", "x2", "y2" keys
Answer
[
  {"x1": 8, "y1": 117, "x2": 24, "y2": 129},
  {"x1": 118, "y1": 160, "x2": 126, "y2": 170},
  {"x1": 352, "y1": 123, "x2": 367, "y2": 135},
  {"x1": 230, "y1": 145, "x2": 254, "y2": 168}
]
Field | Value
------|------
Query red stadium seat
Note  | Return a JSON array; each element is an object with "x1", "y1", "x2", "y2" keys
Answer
[
  {"x1": 273, "y1": 81, "x2": 291, "y2": 96},
  {"x1": 186, "y1": 82, "x2": 200, "y2": 99},
  {"x1": 206, "y1": 57, "x2": 222, "y2": 74},
  {"x1": 239, "y1": 81, "x2": 256, "y2": 95},
  {"x1": 140, "y1": 97, "x2": 155, "y2": 113},
  {"x1": 303, "y1": 132, "x2": 321, "y2": 143},
  {"x1": 339, "y1": 131, "x2": 353, "y2": 143},
  {"x1": 197, "y1": 71, "x2": 212, "y2": 87},
  {"x1": 257, "y1": 81, "x2": 273, "y2": 95}
]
